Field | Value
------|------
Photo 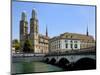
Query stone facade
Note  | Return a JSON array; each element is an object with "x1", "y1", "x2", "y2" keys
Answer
[
  {"x1": 20, "y1": 9, "x2": 49, "y2": 54},
  {"x1": 49, "y1": 32, "x2": 95, "y2": 53}
]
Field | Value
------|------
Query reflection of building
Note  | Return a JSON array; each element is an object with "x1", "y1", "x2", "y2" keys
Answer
[
  {"x1": 49, "y1": 32, "x2": 95, "y2": 53},
  {"x1": 20, "y1": 9, "x2": 49, "y2": 53}
]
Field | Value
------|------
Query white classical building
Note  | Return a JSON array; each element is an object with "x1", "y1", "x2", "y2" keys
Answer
[
  {"x1": 49, "y1": 38, "x2": 81, "y2": 52},
  {"x1": 49, "y1": 32, "x2": 95, "y2": 53}
]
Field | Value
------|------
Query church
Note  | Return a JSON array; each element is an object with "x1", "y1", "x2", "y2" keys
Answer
[
  {"x1": 19, "y1": 9, "x2": 95, "y2": 54},
  {"x1": 20, "y1": 9, "x2": 49, "y2": 54}
]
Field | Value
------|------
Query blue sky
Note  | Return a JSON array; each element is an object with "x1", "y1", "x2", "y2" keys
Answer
[{"x1": 12, "y1": 1, "x2": 96, "y2": 40}]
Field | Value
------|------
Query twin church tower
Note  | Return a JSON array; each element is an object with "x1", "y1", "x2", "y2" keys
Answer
[{"x1": 20, "y1": 9, "x2": 49, "y2": 53}]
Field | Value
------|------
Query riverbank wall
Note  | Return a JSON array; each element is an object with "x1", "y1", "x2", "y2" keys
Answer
[{"x1": 12, "y1": 53, "x2": 45, "y2": 62}]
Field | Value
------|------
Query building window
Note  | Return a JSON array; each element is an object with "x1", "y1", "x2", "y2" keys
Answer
[
  {"x1": 59, "y1": 40, "x2": 60, "y2": 44},
  {"x1": 57, "y1": 41, "x2": 58, "y2": 44},
  {"x1": 74, "y1": 40, "x2": 77, "y2": 43},
  {"x1": 71, "y1": 35, "x2": 73, "y2": 38},
  {"x1": 66, "y1": 44, "x2": 68, "y2": 48},
  {"x1": 55, "y1": 45, "x2": 57, "y2": 49},
  {"x1": 59, "y1": 44, "x2": 60, "y2": 48},
  {"x1": 74, "y1": 44, "x2": 77, "y2": 48},
  {"x1": 65, "y1": 40, "x2": 68, "y2": 42}
]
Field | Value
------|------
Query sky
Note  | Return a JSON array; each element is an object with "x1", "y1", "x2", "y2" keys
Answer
[{"x1": 12, "y1": 1, "x2": 96, "y2": 40}]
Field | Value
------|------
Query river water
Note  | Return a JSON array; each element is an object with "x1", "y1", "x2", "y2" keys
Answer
[{"x1": 12, "y1": 61, "x2": 63, "y2": 74}]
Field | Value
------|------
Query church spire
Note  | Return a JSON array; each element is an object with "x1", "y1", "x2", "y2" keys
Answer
[
  {"x1": 46, "y1": 25, "x2": 48, "y2": 37},
  {"x1": 32, "y1": 9, "x2": 37, "y2": 19},
  {"x1": 21, "y1": 11, "x2": 27, "y2": 21},
  {"x1": 30, "y1": 9, "x2": 38, "y2": 34},
  {"x1": 86, "y1": 26, "x2": 89, "y2": 36}
]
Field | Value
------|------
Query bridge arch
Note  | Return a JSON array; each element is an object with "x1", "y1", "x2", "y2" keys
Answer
[
  {"x1": 45, "y1": 58, "x2": 49, "y2": 63},
  {"x1": 49, "y1": 58, "x2": 56, "y2": 65},
  {"x1": 58, "y1": 58, "x2": 70, "y2": 68},
  {"x1": 74, "y1": 58, "x2": 96, "y2": 70}
]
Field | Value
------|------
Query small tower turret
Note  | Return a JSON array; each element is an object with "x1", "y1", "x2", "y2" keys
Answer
[{"x1": 46, "y1": 25, "x2": 48, "y2": 37}]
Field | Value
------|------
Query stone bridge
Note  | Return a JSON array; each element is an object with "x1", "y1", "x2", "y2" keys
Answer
[{"x1": 44, "y1": 49, "x2": 96, "y2": 70}]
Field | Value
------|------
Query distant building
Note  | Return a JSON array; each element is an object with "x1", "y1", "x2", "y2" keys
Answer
[
  {"x1": 20, "y1": 9, "x2": 49, "y2": 53},
  {"x1": 12, "y1": 47, "x2": 15, "y2": 53},
  {"x1": 49, "y1": 32, "x2": 95, "y2": 53}
]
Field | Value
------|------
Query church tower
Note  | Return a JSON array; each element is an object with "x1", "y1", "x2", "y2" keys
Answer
[
  {"x1": 20, "y1": 12, "x2": 28, "y2": 51},
  {"x1": 46, "y1": 25, "x2": 48, "y2": 37},
  {"x1": 86, "y1": 26, "x2": 89, "y2": 36},
  {"x1": 30, "y1": 9, "x2": 39, "y2": 53}
]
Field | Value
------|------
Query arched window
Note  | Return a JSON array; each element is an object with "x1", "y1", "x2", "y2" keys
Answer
[
  {"x1": 74, "y1": 44, "x2": 77, "y2": 48},
  {"x1": 59, "y1": 44, "x2": 60, "y2": 48},
  {"x1": 66, "y1": 44, "x2": 68, "y2": 48},
  {"x1": 70, "y1": 40, "x2": 73, "y2": 49}
]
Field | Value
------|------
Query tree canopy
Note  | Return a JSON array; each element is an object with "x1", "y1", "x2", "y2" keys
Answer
[
  {"x1": 12, "y1": 39, "x2": 20, "y2": 52},
  {"x1": 23, "y1": 39, "x2": 34, "y2": 53}
]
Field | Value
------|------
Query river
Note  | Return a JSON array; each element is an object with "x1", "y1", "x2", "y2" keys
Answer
[{"x1": 12, "y1": 61, "x2": 63, "y2": 74}]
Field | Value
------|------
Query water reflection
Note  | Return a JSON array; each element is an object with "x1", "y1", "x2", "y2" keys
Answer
[{"x1": 12, "y1": 61, "x2": 63, "y2": 74}]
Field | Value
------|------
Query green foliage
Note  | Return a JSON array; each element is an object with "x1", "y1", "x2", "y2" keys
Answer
[
  {"x1": 15, "y1": 43, "x2": 20, "y2": 50},
  {"x1": 12, "y1": 39, "x2": 20, "y2": 52},
  {"x1": 23, "y1": 39, "x2": 33, "y2": 53}
]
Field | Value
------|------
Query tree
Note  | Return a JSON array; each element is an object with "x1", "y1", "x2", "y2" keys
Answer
[
  {"x1": 12, "y1": 39, "x2": 20, "y2": 52},
  {"x1": 23, "y1": 39, "x2": 34, "y2": 53}
]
